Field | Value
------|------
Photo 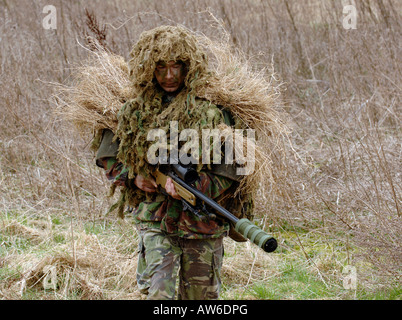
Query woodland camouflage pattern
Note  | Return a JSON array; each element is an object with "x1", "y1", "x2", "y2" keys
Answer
[
  {"x1": 95, "y1": 25, "x2": 252, "y2": 299},
  {"x1": 136, "y1": 227, "x2": 224, "y2": 300},
  {"x1": 97, "y1": 123, "x2": 232, "y2": 299},
  {"x1": 96, "y1": 25, "x2": 243, "y2": 237},
  {"x1": 98, "y1": 144, "x2": 233, "y2": 239}
]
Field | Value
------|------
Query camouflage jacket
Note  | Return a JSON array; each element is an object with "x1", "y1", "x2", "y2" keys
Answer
[{"x1": 97, "y1": 129, "x2": 234, "y2": 239}]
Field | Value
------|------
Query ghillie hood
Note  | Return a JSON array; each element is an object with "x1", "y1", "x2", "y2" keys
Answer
[{"x1": 128, "y1": 25, "x2": 210, "y2": 96}]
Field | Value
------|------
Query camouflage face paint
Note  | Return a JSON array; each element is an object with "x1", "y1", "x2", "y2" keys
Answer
[{"x1": 154, "y1": 60, "x2": 187, "y2": 93}]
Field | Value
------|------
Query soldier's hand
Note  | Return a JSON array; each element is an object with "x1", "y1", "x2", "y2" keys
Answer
[
  {"x1": 134, "y1": 174, "x2": 158, "y2": 193},
  {"x1": 165, "y1": 177, "x2": 181, "y2": 200}
]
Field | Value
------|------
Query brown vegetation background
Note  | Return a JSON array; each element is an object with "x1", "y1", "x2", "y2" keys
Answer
[{"x1": 0, "y1": 0, "x2": 400, "y2": 299}]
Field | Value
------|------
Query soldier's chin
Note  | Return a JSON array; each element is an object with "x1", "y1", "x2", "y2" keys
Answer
[{"x1": 162, "y1": 84, "x2": 179, "y2": 92}]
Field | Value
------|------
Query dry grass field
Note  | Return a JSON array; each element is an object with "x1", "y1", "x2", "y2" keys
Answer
[{"x1": 0, "y1": 0, "x2": 400, "y2": 300}]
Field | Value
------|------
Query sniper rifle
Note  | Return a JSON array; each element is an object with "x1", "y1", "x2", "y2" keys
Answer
[{"x1": 153, "y1": 162, "x2": 277, "y2": 253}]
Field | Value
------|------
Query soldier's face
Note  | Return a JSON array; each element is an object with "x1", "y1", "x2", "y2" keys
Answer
[{"x1": 154, "y1": 60, "x2": 187, "y2": 93}]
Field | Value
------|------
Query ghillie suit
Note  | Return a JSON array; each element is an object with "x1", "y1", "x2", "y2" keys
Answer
[
  {"x1": 118, "y1": 26, "x2": 231, "y2": 178},
  {"x1": 55, "y1": 25, "x2": 287, "y2": 223}
]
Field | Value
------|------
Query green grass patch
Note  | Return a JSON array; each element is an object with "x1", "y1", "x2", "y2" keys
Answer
[
  {"x1": 1, "y1": 210, "x2": 400, "y2": 300},
  {"x1": 248, "y1": 262, "x2": 331, "y2": 299}
]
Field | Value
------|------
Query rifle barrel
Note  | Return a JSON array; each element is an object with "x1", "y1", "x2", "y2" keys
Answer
[{"x1": 167, "y1": 171, "x2": 277, "y2": 253}]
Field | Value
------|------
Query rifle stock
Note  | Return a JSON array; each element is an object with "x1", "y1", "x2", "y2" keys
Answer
[{"x1": 153, "y1": 170, "x2": 197, "y2": 205}]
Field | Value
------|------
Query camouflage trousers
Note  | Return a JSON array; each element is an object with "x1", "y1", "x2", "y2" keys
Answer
[{"x1": 136, "y1": 226, "x2": 224, "y2": 300}]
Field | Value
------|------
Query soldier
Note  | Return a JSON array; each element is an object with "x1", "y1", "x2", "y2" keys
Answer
[{"x1": 96, "y1": 26, "x2": 243, "y2": 300}]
